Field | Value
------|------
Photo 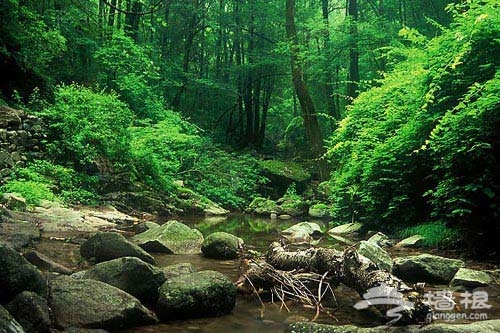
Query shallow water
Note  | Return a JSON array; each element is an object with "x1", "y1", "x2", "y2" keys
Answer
[{"x1": 35, "y1": 213, "x2": 500, "y2": 333}]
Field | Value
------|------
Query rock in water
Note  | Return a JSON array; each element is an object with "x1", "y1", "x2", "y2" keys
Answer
[
  {"x1": 392, "y1": 254, "x2": 464, "y2": 284},
  {"x1": 157, "y1": 270, "x2": 236, "y2": 321},
  {"x1": 132, "y1": 221, "x2": 204, "y2": 254},
  {"x1": 357, "y1": 240, "x2": 393, "y2": 272},
  {"x1": 395, "y1": 235, "x2": 424, "y2": 248},
  {"x1": 366, "y1": 232, "x2": 391, "y2": 248},
  {"x1": 201, "y1": 232, "x2": 243, "y2": 259},
  {"x1": 0, "y1": 245, "x2": 47, "y2": 304},
  {"x1": 49, "y1": 276, "x2": 157, "y2": 330},
  {"x1": 328, "y1": 222, "x2": 363, "y2": 235},
  {"x1": 82, "y1": 257, "x2": 165, "y2": 304},
  {"x1": 450, "y1": 268, "x2": 493, "y2": 289},
  {"x1": 6, "y1": 291, "x2": 51, "y2": 333},
  {"x1": 80, "y1": 232, "x2": 156, "y2": 265},
  {"x1": 0, "y1": 305, "x2": 25, "y2": 333},
  {"x1": 286, "y1": 320, "x2": 500, "y2": 333}
]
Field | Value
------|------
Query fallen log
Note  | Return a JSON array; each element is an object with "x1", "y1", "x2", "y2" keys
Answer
[{"x1": 238, "y1": 241, "x2": 432, "y2": 325}]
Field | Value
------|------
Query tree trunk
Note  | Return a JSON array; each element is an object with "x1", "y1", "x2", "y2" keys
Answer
[
  {"x1": 285, "y1": 0, "x2": 329, "y2": 181},
  {"x1": 239, "y1": 242, "x2": 432, "y2": 325},
  {"x1": 346, "y1": 0, "x2": 359, "y2": 102}
]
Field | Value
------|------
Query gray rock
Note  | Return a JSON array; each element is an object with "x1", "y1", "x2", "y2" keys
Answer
[
  {"x1": 82, "y1": 257, "x2": 165, "y2": 304},
  {"x1": 0, "y1": 219, "x2": 41, "y2": 250},
  {"x1": 6, "y1": 291, "x2": 51, "y2": 333},
  {"x1": 450, "y1": 268, "x2": 493, "y2": 289},
  {"x1": 201, "y1": 232, "x2": 243, "y2": 259},
  {"x1": 23, "y1": 251, "x2": 73, "y2": 275},
  {"x1": 157, "y1": 270, "x2": 236, "y2": 321},
  {"x1": 0, "y1": 245, "x2": 47, "y2": 304},
  {"x1": 328, "y1": 222, "x2": 363, "y2": 235},
  {"x1": 80, "y1": 232, "x2": 156, "y2": 265},
  {"x1": 162, "y1": 263, "x2": 196, "y2": 281},
  {"x1": 278, "y1": 214, "x2": 292, "y2": 220},
  {"x1": 0, "y1": 305, "x2": 25, "y2": 333},
  {"x1": 392, "y1": 254, "x2": 464, "y2": 284},
  {"x1": 134, "y1": 221, "x2": 160, "y2": 235},
  {"x1": 48, "y1": 275, "x2": 157, "y2": 330},
  {"x1": 281, "y1": 222, "x2": 323, "y2": 243},
  {"x1": 286, "y1": 320, "x2": 500, "y2": 333},
  {"x1": 132, "y1": 221, "x2": 203, "y2": 254},
  {"x1": 366, "y1": 232, "x2": 392, "y2": 248},
  {"x1": 396, "y1": 235, "x2": 424, "y2": 248},
  {"x1": 357, "y1": 240, "x2": 393, "y2": 271}
]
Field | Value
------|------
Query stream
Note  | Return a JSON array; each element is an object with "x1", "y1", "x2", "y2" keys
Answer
[{"x1": 34, "y1": 214, "x2": 500, "y2": 333}]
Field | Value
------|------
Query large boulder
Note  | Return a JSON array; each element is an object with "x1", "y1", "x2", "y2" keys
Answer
[
  {"x1": 450, "y1": 268, "x2": 493, "y2": 289},
  {"x1": 80, "y1": 232, "x2": 156, "y2": 265},
  {"x1": 48, "y1": 275, "x2": 157, "y2": 330},
  {"x1": 286, "y1": 320, "x2": 500, "y2": 333},
  {"x1": 201, "y1": 232, "x2": 243, "y2": 259},
  {"x1": 82, "y1": 257, "x2": 165, "y2": 304},
  {"x1": 281, "y1": 222, "x2": 323, "y2": 243},
  {"x1": 0, "y1": 245, "x2": 47, "y2": 304},
  {"x1": 357, "y1": 240, "x2": 393, "y2": 272},
  {"x1": 392, "y1": 254, "x2": 464, "y2": 284},
  {"x1": 6, "y1": 291, "x2": 51, "y2": 333},
  {"x1": 0, "y1": 305, "x2": 25, "y2": 333},
  {"x1": 157, "y1": 270, "x2": 236, "y2": 321},
  {"x1": 132, "y1": 221, "x2": 204, "y2": 254},
  {"x1": 23, "y1": 250, "x2": 73, "y2": 275},
  {"x1": 134, "y1": 221, "x2": 160, "y2": 235}
]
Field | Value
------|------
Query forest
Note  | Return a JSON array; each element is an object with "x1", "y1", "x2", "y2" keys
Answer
[{"x1": 0, "y1": 0, "x2": 499, "y2": 332}]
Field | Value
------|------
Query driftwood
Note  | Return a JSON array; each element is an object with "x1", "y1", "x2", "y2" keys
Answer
[{"x1": 238, "y1": 241, "x2": 432, "y2": 325}]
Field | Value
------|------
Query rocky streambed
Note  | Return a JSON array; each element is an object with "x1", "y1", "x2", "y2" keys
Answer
[{"x1": 1, "y1": 203, "x2": 500, "y2": 333}]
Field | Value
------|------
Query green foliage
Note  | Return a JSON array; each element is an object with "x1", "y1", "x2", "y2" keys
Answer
[
  {"x1": 326, "y1": 0, "x2": 500, "y2": 251},
  {"x1": 1, "y1": 180, "x2": 55, "y2": 205},
  {"x1": 1, "y1": 160, "x2": 99, "y2": 205},
  {"x1": 258, "y1": 160, "x2": 310, "y2": 182},
  {"x1": 94, "y1": 33, "x2": 164, "y2": 120},
  {"x1": 39, "y1": 84, "x2": 133, "y2": 170},
  {"x1": 130, "y1": 111, "x2": 265, "y2": 209},
  {"x1": 397, "y1": 222, "x2": 461, "y2": 248},
  {"x1": 0, "y1": 1, "x2": 66, "y2": 79}
]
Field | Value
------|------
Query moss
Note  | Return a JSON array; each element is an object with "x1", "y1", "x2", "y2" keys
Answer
[{"x1": 258, "y1": 160, "x2": 310, "y2": 182}]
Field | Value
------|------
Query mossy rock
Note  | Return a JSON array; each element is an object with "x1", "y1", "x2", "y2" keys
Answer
[
  {"x1": 0, "y1": 305, "x2": 25, "y2": 333},
  {"x1": 258, "y1": 160, "x2": 310, "y2": 183},
  {"x1": 247, "y1": 197, "x2": 280, "y2": 215},
  {"x1": 308, "y1": 203, "x2": 331, "y2": 218},
  {"x1": 49, "y1": 276, "x2": 157, "y2": 330},
  {"x1": 201, "y1": 232, "x2": 243, "y2": 259},
  {"x1": 392, "y1": 254, "x2": 464, "y2": 284},
  {"x1": 157, "y1": 270, "x2": 236, "y2": 321},
  {"x1": 133, "y1": 221, "x2": 204, "y2": 254},
  {"x1": 0, "y1": 245, "x2": 47, "y2": 304},
  {"x1": 80, "y1": 232, "x2": 156, "y2": 265},
  {"x1": 6, "y1": 291, "x2": 51, "y2": 333},
  {"x1": 82, "y1": 257, "x2": 166, "y2": 304}
]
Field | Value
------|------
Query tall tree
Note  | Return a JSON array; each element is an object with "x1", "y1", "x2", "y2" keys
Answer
[
  {"x1": 286, "y1": 0, "x2": 329, "y2": 180},
  {"x1": 346, "y1": 0, "x2": 359, "y2": 101}
]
